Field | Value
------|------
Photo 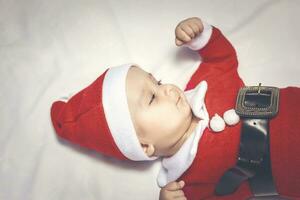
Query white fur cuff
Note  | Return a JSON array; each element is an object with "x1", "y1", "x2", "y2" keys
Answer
[{"x1": 184, "y1": 21, "x2": 213, "y2": 51}]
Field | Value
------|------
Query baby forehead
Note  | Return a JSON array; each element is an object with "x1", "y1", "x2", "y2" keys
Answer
[
  {"x1": 126, "y1": 66, "x2": 146, "y2": 105},
  {"x1": 126, "y1": 66, "x2": 159, "y2": 111},
  {"x1": 127, "y1": 66, "x2": 158, "y2": 85},
  {"x1": 129, "y1": 66, "x2": 151, "y2": 77}
]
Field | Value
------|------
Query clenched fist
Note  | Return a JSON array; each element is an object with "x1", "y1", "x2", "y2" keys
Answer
[
  {"x1": 159, "y1": 181, "x2": 186, "y2": 200},
  {"x1": 175, "y1": 17, "x2": 204, "y2": 46}
]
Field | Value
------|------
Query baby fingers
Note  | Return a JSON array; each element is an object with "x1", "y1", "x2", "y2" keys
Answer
[
  {"x1": 175, "y1": 38, "x2": 184, "y2": 46},
  {"x1": 174, "y1": 197, "x2": 187, "y2": 200},
  {"x1": 188, "y1": 23, "x2": 201, "y2": 36},
  {"x1": 181, "y1": 24, "x2": 196, "y2": 38},
  {"x1": 175, "y1": 26, "x2": 192, "y2": 43},
  {"x1": 172, "y1": 190, "x2": 185, "y2": 198},
  {"x1": 165, "y1": 180, "x2": 185, "y2": 191}
]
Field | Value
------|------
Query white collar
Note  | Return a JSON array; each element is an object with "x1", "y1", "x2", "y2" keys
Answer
[{"x1": 157, "y1": 81, "x2": 209, "y2": 187}]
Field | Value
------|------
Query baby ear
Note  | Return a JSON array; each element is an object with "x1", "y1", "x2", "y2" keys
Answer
[{"x1": 141, "y1": 143, "x2": 155, "y2": 157}]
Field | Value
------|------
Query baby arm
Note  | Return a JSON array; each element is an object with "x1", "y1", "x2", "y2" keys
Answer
[
  {"x1": 159, "y1": 181, "x2": 186, "y2": 200},
  {"x1": 175, "y1": 17, "x2": 236, "y2": 62},
  {"x1": 175, "y1": 17, "x2": 240, "y2": 91}
]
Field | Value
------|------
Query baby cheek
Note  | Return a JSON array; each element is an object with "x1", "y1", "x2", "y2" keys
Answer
[
  {"x1": 163, "y1": 116, "x2": 186, "y2": 137},
  {"x1": 144, "y1": 104, "x2": 189, "y2": 135}
]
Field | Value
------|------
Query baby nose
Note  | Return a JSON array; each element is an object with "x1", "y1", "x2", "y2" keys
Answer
[{"x1": 163, "y1": 85, "x2": 179, "y2": 100}]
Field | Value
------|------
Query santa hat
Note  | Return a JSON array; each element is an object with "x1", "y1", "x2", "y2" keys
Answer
[{"x1": 50, "y1": 64, "x2": 156, "y2": 161}]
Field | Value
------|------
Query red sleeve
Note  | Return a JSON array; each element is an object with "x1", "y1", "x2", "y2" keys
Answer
[
  {"x1": 185, "y1": 27, "x2": 241, "y2": 91},
  {"x1": 185, "y1": 26, "x2": 244, "y2": 117}
]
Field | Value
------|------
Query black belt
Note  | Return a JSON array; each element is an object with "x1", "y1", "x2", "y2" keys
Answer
[{"x1": 214, "y1": 84, "x2": 287, "y2": 199}]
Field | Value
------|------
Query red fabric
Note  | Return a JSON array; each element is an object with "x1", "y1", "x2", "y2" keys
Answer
[
  {"x1": 50, "y1": 69, "x2": 127, "y2": 160},
  {"x1": 180, "y1": 27, "x2": 300, "y2": 200}
]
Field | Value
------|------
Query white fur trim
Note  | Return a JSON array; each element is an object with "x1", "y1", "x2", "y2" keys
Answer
[
  {"x1": 184, "y1": 81, "x2": 208, "y2": 119},
  {"x1": 210, "y1": 113, "x2": 226, "y2": 132},
  {"x1": 223, "y1": 109, "x2": 240, "y2": 126},
  {"x1": 102, "y1": 64, "x2": 157, "y2": 161},
  {"x1": 184, "y1": 21, "x2": 213, "y2": 51}
]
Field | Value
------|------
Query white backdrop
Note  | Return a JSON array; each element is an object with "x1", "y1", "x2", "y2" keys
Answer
[{"x1": 1, "y1": 0, "x2": 299, "y2": 200}]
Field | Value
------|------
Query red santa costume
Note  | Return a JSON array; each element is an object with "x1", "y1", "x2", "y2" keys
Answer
[
  {"x1": 173, "y1": 23, "x2": 300, "y2": 200},
  {"x1": 50, "y1": 22, "x2": 300, "y2": 200}
]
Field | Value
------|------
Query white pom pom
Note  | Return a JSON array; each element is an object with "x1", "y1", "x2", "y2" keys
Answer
[
  {"x1": 209, "y1": 114, "x2": 225, "y2": 132},
  {"x1": 223, "y1": 109, "x2": 240, "y2": 126}
]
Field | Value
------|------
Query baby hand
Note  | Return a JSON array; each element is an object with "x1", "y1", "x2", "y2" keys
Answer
[
  {"x1": 175, "y1": 17, "x2": 204, "y2": 46},
  {"x1": 159, "y1": 181, "x2": 186, "y2": 200}
]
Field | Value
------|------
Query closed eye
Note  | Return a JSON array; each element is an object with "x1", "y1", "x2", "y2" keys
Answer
[
  {"x1": 149, "y1": 80, "x2": 162, "y2": 105},
  {"x1": 149, "y1": 94, "x2": 155, "y2": 105}
]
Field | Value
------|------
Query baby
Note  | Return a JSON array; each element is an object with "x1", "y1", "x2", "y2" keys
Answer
[{"x1": 51, "y1": 17, "x2": 300, "y2": 200}]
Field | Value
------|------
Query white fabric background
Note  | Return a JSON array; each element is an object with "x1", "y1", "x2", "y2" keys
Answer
[{"x1": 0, "y1": 0, "x2": 299, "y2": 200}]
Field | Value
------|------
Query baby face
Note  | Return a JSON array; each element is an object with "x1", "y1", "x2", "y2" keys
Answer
[{"x1": 126, "y1": 66, "x2": 194, "y2": 157}]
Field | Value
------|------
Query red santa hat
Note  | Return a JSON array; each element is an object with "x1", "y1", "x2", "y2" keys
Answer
[{"x1": 50, "y1": 64, "x2": 156, "y2": 161}]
